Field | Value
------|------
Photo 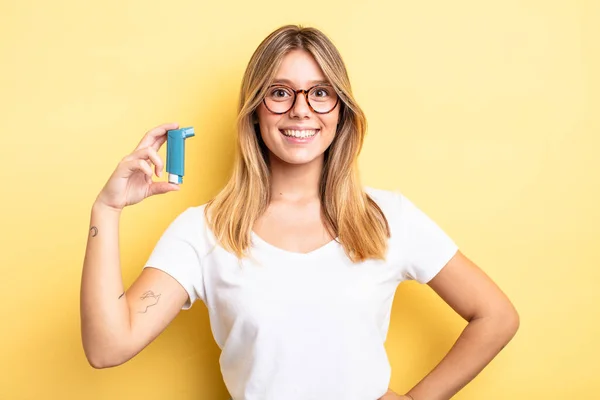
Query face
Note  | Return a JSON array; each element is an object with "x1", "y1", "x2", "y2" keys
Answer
[{"x1": 255, "y1": 49, "x2": 340, "y2": 166}]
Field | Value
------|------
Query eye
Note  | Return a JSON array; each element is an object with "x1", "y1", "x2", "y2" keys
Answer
[
  {"x1": 269, "y1": 86, "x2": 292, "y2": 98},
  {"x1": 311, "y1": 87, "x2": 330, "y2": 97}
]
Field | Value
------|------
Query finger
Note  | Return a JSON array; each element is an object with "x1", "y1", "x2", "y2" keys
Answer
[
  {"x1": 134, "y1": 122, "x2": 179, "y2": 151},
  {"x1": 150, "y1": 133, "x2": 168, "y2": 152},
  {"x1": 126, "y1": 146, "x2": 164, "y2": 178},
  {"x1": 148, "y1": 182, "x2": 180, "y2": 197},
  {"x1": 136, "y1": 146, "x2": 164, "y2": 178},
  {"x1": 125, "y1": 158, "x2": 153, "y2": 183},
  {"x1": 147, "y1": 147, "x2": 164, "y2": 177}
]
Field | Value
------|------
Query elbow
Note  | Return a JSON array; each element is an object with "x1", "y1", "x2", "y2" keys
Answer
[
  {"x1": 81, "y1": 325, "x2": 135, "y2": 369},
  {"x1": 506, "y1": 306, "x2": 520, "y2": 338},
  {"x1": 491, "y1": 303, "x2": 520, "y2": 343},
  {"x1": 500, "y1": 301, "x2": 520, "y2": 337},
  {"x1": 86, "y1": 351, "x2": 130, "y2": 369},
  {"x1": 87, "y1": 355, "x2": 113, "y2": 370},
  {"x1": 83, "y1": 342, "x2": 131, "y2": 369},
  {"x1": 85, "y1": 350, "x2": 119, "y2": 369},
  {"x1": 472, "y1": 303, "x2": 520, "y2": 344}
]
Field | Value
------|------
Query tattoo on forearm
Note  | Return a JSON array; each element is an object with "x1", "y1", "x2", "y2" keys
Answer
[
  {"x1": 137, "y1": 290, "x2": 161, "y2": 313},
  {"x1": 90, "y1": 226, "x2": 98, "y2": 237},
  {"x1": 118, "y1": 292, "x2": 125, "y2": 299}
]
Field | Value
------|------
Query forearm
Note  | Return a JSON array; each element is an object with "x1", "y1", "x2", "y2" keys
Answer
[
  {"x1": 406, "y1": 313, "x2": 519, "y2": 400},
  {"x1": 80, "y1": 201, "x2": 131, "y2": 367}
]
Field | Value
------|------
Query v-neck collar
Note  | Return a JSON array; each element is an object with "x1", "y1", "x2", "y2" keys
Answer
[{"x1": 251, "y1": 231, "x2": 340, "y2": 258}]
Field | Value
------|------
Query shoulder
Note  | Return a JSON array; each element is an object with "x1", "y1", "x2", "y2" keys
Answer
[
  {"x1": 166, "y1": 204, "x2": 208, "y2": 231},
  {"x1": 364, "y1": 186, "x2": 426, "y2": 220},
  {"x1": 363, "y1": 186, "x2": 435, "y2": 235},
  {"x1": 364, "y1": 186, "x2": 458, "y2": 282},
  {"x1": 364, "y1": 186, "x2": 403, "y2": 219},
  {"x1": 157, "y1": 203, "x2": 215, "y2": 249},
  {"x1": 364, "y1": 185, "x2": 449, "y2": 230},
  {"x1": 364, "y1": 186, "x2": 399, "y2": 205}
]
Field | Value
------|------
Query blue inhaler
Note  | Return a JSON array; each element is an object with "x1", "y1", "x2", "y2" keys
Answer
[{"x1": 166, "y1": 127, "x2": 195, "y2": 184}]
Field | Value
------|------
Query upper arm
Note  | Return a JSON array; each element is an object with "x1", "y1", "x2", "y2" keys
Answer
[
  {"x1": 103, "y1": 207, "x2": 205, "y2": 366},
  {"x1": 427, "y1": 250, "x2": 519, "y2": 328},
  {"x1": 388, "y1": 190, "x2": 519, "y2": 331},
  {"x1": 117, "y1": 266, "x2": 189, "y2": 364}
]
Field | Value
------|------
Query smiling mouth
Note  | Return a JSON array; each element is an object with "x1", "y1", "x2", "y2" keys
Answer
[{"x1": 279, "y1": 129, "x2": 320, "y2": 138}]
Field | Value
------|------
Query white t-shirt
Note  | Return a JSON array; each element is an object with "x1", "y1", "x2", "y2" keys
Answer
[{"x1": 143, "y1": 187, "x2": 458, "y2": 400}]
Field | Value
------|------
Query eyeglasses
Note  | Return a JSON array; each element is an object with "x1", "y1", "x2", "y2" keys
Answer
[{"x1": 263, "y1": 84, "x2": 340, "y2": 115}]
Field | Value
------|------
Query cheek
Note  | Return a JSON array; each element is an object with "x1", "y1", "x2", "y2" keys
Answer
[
  {"x1": 256, "y1": 105, "x2": 280, "y2": 133},
  {"x1": 256, "y1": 103, "x2": 268, "y2": 122},
  {"x1": 322, "y1": 111, "x2": 340, "y2": 132}
]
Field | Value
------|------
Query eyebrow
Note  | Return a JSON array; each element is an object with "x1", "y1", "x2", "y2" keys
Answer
[{"x1": 271, "y1": 78, "x2": 331, "y2": 86}]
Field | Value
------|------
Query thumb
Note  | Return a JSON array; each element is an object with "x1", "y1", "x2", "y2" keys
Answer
[{"x1": 148, "y1": 182, "x2": 181, "y2": 197}]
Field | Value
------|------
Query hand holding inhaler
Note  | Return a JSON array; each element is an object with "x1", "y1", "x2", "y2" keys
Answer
[{"x1": 95, "y1": 123, "x2": 193, "y2": 212}]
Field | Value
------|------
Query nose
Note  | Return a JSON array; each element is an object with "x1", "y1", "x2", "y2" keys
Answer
[{"x1": 289, "y1": 92, "x2": 311, "y2": 119}]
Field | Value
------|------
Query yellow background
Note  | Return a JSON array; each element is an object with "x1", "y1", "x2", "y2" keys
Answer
[{"x1": 1, "y1": 0, "x2": 598, "y2": 398}]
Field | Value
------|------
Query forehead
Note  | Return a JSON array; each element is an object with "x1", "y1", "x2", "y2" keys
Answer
[{"x1": 273, "y1": 49, "x2": 328, "y2": 87}]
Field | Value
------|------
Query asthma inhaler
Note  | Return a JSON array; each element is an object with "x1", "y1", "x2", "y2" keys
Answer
[{"x1": 166, "y1": 127, "x2": 195, "y2": 184}]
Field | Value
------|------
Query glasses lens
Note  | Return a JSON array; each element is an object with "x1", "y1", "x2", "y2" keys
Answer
[
  {"x1": 265, "y1": 85, "x2": 295, "y2": 113},
  {"x1": 308, "y1": 85, "x2": 338, "y2": 113}
]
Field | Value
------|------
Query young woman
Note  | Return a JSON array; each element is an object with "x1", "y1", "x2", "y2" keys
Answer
[{"x1": 81, "y1": 25, "x2": 519, "y2": 400}]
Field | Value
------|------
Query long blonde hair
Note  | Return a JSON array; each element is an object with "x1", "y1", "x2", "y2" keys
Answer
[{"x1": 205, "y1": 25, "x2": 390, "y2": 263}]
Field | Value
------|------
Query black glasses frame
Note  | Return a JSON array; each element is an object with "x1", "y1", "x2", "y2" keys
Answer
[{"x1": 263, "y1": 84, "x2": 340, "y2": 115}]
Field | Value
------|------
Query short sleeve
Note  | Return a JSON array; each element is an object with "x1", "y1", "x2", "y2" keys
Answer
[
  {"x1": 395, "y1": 192, "x2": 459, "y2": 284},
  {"x1": 143, "y1": 207, "x2": 206, "y2": 309}
]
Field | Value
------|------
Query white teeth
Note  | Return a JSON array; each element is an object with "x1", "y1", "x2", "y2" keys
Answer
[{"x1": 281, "y1": 129, "x2": 318, "y2": 138}]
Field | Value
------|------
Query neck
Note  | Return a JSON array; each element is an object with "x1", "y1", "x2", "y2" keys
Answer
[{"x1": 268, "y1": 153, "x2": 324, "y2": 203}]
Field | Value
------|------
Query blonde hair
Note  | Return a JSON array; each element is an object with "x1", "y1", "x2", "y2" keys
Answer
[{"x1": 205, "y1": 24, "x2": 390, "y2": 263}]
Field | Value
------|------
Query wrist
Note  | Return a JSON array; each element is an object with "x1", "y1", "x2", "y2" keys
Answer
[{"x1": 92, "y1": 199, "x2": 123, "y2": 215}]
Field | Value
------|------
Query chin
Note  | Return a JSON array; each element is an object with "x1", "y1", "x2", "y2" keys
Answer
[{"x1": 272, "y1": 149, "x2": 324, "y2": 166}]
